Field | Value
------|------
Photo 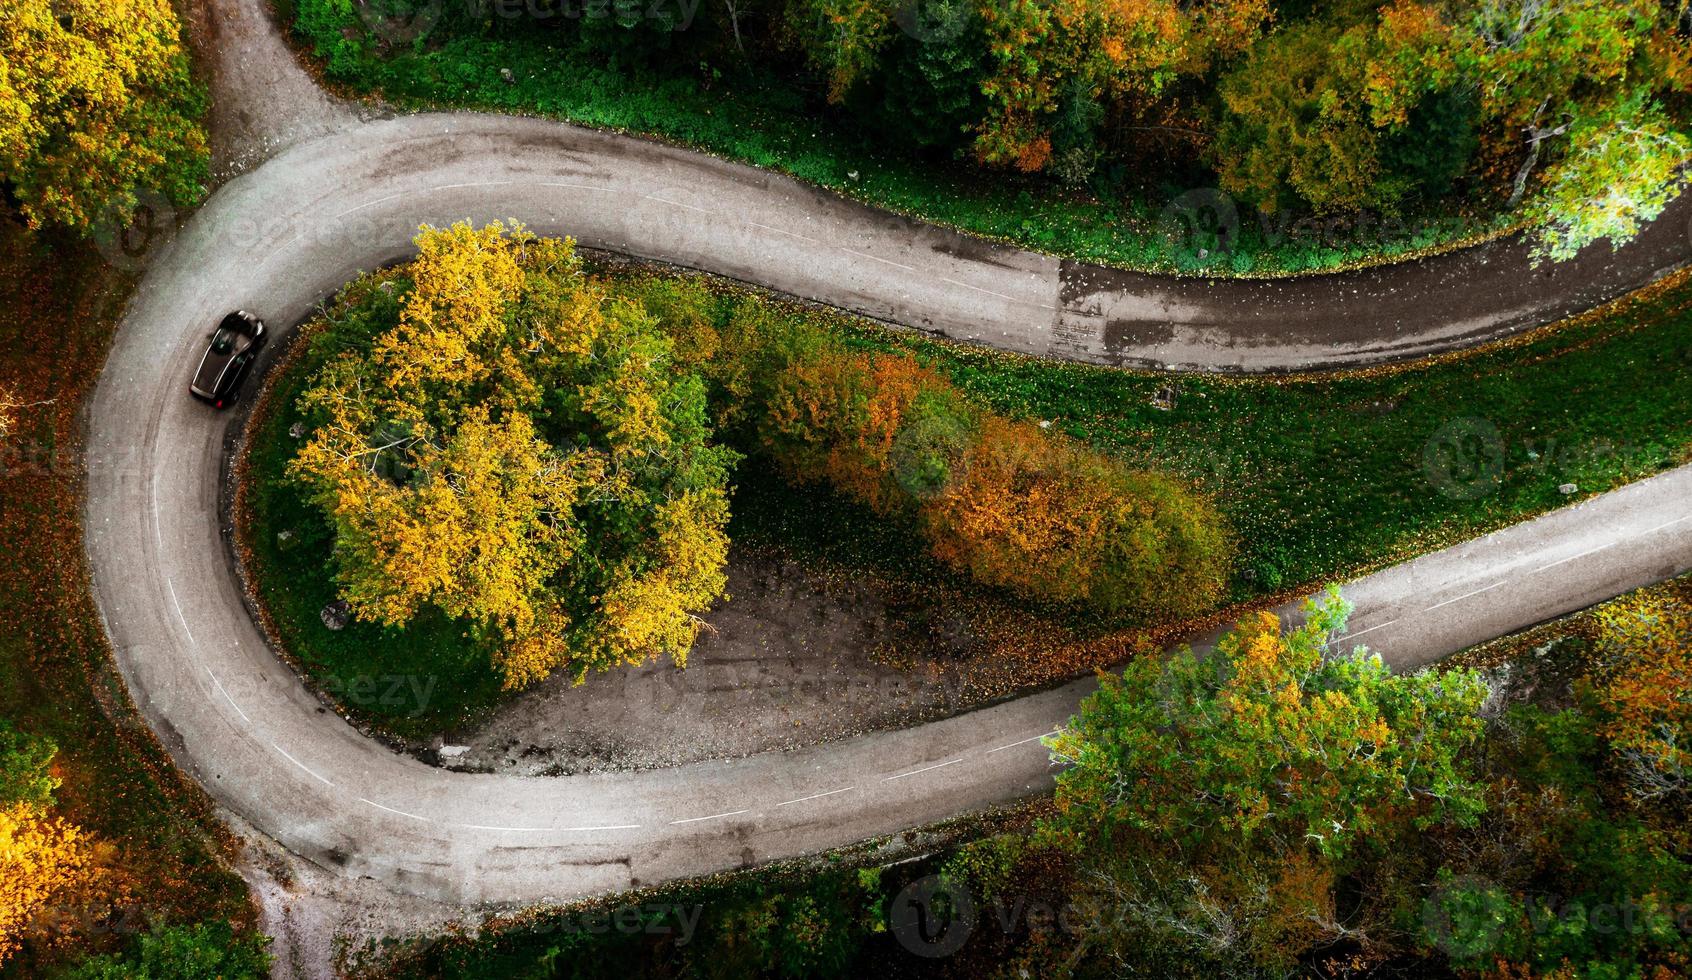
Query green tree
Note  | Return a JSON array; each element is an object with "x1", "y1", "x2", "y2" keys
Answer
[
  {"x1": 0, "y1": 0, "x2": 207, "y2": 232},
  {"x1": 1213, "y1": 5, "x2": 1470, "y2": 214},
  {"x1": 0, "y1": 720, "x2": 56, "y2": 810},
  {"x1": 975, "y1": 0, "x2": 1271, "y2": 171},
  {"x1": 873, "y1": 5, "x2": 987, "y2": 151},
  {"x1": 1044, "y1": 589, "x2": 1490, "y2": 971},
  {"x1": 64, "y1": 921, "x2": 271, "y2": 979},
  {"x1": 1525, "y1": 91, "x2": 1691, "y2": 262},
  {"x1": 782, "y1": 0, "x2": 896, "y2": 103},
  {"x1": 1455, "y1": 0, "x2": 1682, "y2": 253}
]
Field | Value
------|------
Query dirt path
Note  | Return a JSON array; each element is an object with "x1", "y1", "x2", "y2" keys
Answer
[{"x1": 183, "y1": 0, "x2": 356, "y2": 178}]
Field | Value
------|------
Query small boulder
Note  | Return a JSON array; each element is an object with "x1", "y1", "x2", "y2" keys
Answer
[
  {"x1": 438, "y1": 745, "x2": 470, "y2": 761},
  {"x1": 499, "y1": 67, "x2": 515, "y2": 85},
  {"x1": 1558, "y1": 483, "x2": 1579, "y2": 495},
  {"x1": 320, "y1": 599, "x2": 350, "y2": 631},
  {"x1": 288, "y1": 422, "x2": 305, "y2": 439}
]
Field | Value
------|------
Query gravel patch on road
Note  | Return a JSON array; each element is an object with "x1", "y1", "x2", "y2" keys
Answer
[{"x1": 442, "y1": 555, "x2": 977, "y2": 775}]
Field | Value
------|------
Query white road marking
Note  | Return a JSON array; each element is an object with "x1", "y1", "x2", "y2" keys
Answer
[
  {"x1": 164, "y1": 579, "x2": 251, "y2": 724},
  {"x1": 938, "y1": 276, "x2": 1023, "y2": 304},
  {"x1": 669, "y1": 809, "x2": 751, "y2": 826},
  {"x1": 776, "y1": 786, "x2": 854, "y2": 807},
  {"x1": 884, "y1": 759, "x2": 962, "y2": 781},
  {"x1": 841, "y1": 247, "x2": 915, "y2": 272},
  {"x1": 749, "y1": 221, "x2": 820, "y2": 245},
  {"x1": 1337, "y1": 618, "x2": 1400, "y2": 643},
  {"x1": 430, "y1": 180, "x2": 517, "y2": 192},
  {"x1": 558, "y1": 823, "x2": 643, "y2": 832},
  {"x1": 206, "y1": 668, "x2": 250, "y2": 725},
  {"x1": 164, "y1": 578, "x2": 197, "y2": 647},
  {"x1": 1537, "y1": 541, "x2": 1615, "y2": 572},
  {"x1": 1642, "y1": 514, "x2": 1692, "y2": 535},
  {"x1": 535, "y1": 181, "x2": 609, "y2": 194},
  {"x1": 643, "y1": 194, "x2": 709, "y2": 213},
  {"x1": 987, "y1": 731, "x2": 1057, "y2": 754},
  {"x1": 150, "y1": 469, "x2": 164, "y2": 550},
  {"x1": 271, "y1": 742, "x2": 333, "y2": 788},
  {"x1": 1422, "y1": 581, "x2": 1504, "y2": 612},
  {"x1": 359, "y1": 798, "x2": 434, "y2": 824},
  {"x1": 460, "y1": 824, "x2": 553, "y2": 833},
  {"x1": 331, "y1": 191, "x2": 410, "y2": 219}
]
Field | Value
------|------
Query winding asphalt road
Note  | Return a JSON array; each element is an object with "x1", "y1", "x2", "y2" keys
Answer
[{"x1": 78, "y1": 5, "x2": 1692, "y2": 907}]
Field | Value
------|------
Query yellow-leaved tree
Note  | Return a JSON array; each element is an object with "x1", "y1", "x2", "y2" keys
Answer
[
  {"x1": 0, "y1": 0, "x2": 207, "y2": 231},
  {"x1": 0, "y1": 803, "x2": 96, "y2": 964},
  {"x1": 290, "y1": 223, "x2": 737, "y2": 689},
  {"x1": 0, "y1": 721, "x2": 119, "y2": 966}
]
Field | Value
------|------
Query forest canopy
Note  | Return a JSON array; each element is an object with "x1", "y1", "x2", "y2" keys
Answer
[{"x1": 301, "y1": 0, "x2": 1692, "y2": 262}]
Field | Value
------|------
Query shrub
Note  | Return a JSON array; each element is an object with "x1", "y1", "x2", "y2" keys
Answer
[
  {"x1": 64, "y1": 921, "x2": 271, "y2": 979},
  {"x1": 713, "y1": 297, "x2": 1233, "y2": 619}
]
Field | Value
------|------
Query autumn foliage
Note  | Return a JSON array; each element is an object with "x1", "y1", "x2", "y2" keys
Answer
[
  {"x1": 712, "y1": 297, "x2": 1232, "y2": 619},
  {"x1": 0, "y1": 0, "x2": 207, "y2": 231},
  {"x1": 1588, "y1": 585, "x2": 1692, "y2": 799},
  {"x1": 1044, "y1": 590, "x2": 1490, "y2": 970},
  {"x1": 289, "y1": 223, "x2": 737, "y2": 689},
  {"x1": 0, "y1": 724, "x2": 121, "y2": 968}
]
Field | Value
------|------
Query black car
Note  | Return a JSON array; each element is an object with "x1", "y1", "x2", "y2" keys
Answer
[{"x1": 189, "y1": 311, "x2": 266, "y2": 409}]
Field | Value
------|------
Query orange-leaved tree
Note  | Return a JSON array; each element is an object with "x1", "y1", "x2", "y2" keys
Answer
[
  {"x1": 1587, "y1": 582, "x2": 1692, "y2": 800},
  {"x1": 719, "y1": 295, "x2": 1231, "y2": 620}
]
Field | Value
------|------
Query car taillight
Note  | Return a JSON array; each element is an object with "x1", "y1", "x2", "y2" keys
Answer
[{"x1": 215, "y1": 400, "x2": 225, "y2": 409}]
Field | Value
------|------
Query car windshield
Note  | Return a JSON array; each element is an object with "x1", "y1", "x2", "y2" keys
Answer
[{"x1": 210, "y1": 328, "x2": 235, "y2": 354}]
